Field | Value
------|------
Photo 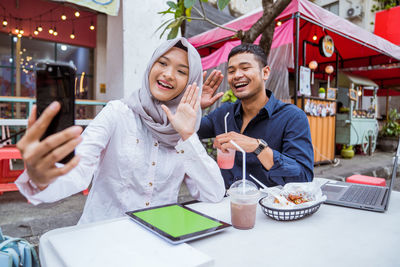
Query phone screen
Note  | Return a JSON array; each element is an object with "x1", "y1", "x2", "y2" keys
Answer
[{"x1": 36, "y1": 62, "x2": 75, "y2": 164}]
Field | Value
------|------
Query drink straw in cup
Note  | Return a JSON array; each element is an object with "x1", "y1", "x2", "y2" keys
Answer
[
  {"x1": 224, "y1": 112, "x2": 229, "y2": 133},
  {"x1": 229, "y1": 140, "x2": 246, "y2": 193},
  {"x1": 249, "y1": 174, "x2": 267, "y2": 190}
]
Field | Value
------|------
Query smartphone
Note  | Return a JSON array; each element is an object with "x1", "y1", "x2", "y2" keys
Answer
[{"x1": 36, "y1": 62, "x2": 76, "y2": 164}]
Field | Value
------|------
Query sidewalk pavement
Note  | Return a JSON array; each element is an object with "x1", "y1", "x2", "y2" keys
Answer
[{"x1": 0, "y1": 150, "x2": 399, "y2": 249}]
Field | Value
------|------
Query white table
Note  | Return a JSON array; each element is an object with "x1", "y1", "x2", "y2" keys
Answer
[{"x1": 39, "y1": 182, "x2": 400, "y2": 267}]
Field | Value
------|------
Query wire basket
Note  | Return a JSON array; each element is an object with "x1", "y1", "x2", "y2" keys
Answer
[{"x1": 259, "y1": 197, "x2": 323, "y2": 221}]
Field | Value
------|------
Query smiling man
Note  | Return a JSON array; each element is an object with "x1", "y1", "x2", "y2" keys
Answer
[{"x1": 199, "y1": 43, "x2": 314, "y2": 188}]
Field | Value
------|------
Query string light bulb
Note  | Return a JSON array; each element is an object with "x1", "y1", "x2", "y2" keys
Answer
[
  {"x1": 38, "y1": 25, "x2": 43, "y2": 32},
  {"x1": 61, "y1": 14, "x2": 67, "y2": 20},
  {"x1": 17, "y1": 33, "x2": 22, "y2": 38},
  {"x1": 312, "y1": 34, "x2": 318, "y2": 41},
  {"x1": 75, "y1": 11, "x2": 80, "y2": 17},
  {"x1": 70, "y1": 32, "x2": 75, "y2": 39},
  {"x1": 90, "y1": 20, "x2": 95, "y2": 30},
  {"x1": 15, "y1": 28, "x2": 19, "y2": 34},
  {"x1": 53, "y1": 27, "x2": 58, "y2": 36},
  {"x1": 19, "y1": 29, "x2": 24, "y2": 34},
  {"x1": 2, "y1": 18, "x2": 7, "y2": 27},
  {"x1": 49, "y1": 27, "x2": 54, "y2": 34},
  {"x1": 34, "y1": 28, "x2": 39, "y2": 35},
  {"x1": 276, "y1": 21, "x2": 282, "y2": 26}
]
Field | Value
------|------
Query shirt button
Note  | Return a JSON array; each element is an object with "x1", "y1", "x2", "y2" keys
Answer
[
  {"x1": 180, "y1": 150, "x2": 184, "y2": 154},
  {"x1": 154, "y1": 142, "x2": 158, "y2": 147},
  {"x1": 145, "y1": 202, "x2": 150, "y2": 206},
  {"x1": 149, "y1": 182, "x2": 153, "y2": 187},
  {"x1": 152, "y1": 162, "x2": 155, "y2": 166},
  {"x1": 176, "y1": 151, "x2": 179, "y2": 154}
]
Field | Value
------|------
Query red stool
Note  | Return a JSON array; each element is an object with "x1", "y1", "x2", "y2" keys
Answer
[
  {"x1": 346, "y1": 174, "x2": 386, "y2": 187},
  {"x1": 0, "y1": 183, "x2": 18, "y2": 195}
]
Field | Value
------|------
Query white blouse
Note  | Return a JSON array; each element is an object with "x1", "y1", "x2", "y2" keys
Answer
[{"x1": 16, "y1": 100, "x2": 225, "y2": 224}]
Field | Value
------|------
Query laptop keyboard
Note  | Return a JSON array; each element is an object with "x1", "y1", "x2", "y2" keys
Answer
[{"x1": 339, "y1": 185, "x2": 383, "y2": 206}]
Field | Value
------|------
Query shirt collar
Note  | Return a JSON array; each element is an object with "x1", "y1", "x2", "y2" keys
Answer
[{"x1": 234, "y1": 89, "x2": 277, "y2": 118}]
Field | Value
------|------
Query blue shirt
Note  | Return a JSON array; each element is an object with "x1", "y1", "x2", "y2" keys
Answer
[{"x1": 198, "y1": 90, "x2": 314, "y2": 188}]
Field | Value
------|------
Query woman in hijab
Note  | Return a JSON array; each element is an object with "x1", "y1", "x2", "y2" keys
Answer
[{"x1": 15, "y1": 38, "x2": 225, "y2": 224}]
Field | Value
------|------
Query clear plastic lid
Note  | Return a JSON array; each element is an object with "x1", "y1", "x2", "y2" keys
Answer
[{"x1": 228, "y1": 180, "x2": 259, "y2": 197}]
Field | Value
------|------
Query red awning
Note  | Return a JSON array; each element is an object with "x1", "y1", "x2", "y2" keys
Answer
[{"x1": 374, "y1": 6, "x2": 400, "y2": 45}]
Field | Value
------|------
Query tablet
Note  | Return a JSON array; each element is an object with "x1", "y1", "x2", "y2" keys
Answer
[{"x1": 126, "y1": 203, "x2": 231, "y2": 245}]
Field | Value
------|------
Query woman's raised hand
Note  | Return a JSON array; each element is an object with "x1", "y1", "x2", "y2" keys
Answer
[
  {"x1": 161, "y1": 83, "x2": 200, "y2": 141},
  {"x1": 16, "y1": 102, "x2": 83, "y2": 190}
]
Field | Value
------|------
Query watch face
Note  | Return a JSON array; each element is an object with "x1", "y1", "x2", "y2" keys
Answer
[{"x1": 259, "y1": 139, "x2": 268, "y2": 147}]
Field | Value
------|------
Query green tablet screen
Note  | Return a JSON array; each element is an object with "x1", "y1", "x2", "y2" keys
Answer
[{"x1": 132, "y1": 205, "x2": 222, "y2": 238}]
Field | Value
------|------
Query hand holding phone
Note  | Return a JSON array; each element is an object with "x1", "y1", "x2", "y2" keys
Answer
[
  {"x1": 16, "y1": 103, "x2": 83, "y2": 190},
  {"x1": 36, "y1": 62, "x2": 76, "y2": 163},
  {"x1": 16, "y1": 62, "x2": 83, "y2": 190}
]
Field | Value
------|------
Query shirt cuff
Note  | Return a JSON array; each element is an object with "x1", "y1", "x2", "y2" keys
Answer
[
  {"x1": 15, "y1": 170, "x2": 42, "y2": 204},
  {"x1": 175, "y1": 133, "x2": 205, "y2": 159},
  {"x1": 270, "y1": 150, "x2": 282, "y2": 171}
]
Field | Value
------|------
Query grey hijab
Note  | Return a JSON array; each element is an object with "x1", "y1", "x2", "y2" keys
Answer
[{"x1": 124, "y1": 37, "x2": 203, "y2": 147}]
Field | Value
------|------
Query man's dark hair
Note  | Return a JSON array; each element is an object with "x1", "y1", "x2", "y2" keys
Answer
[{"x1": 228, "y1": 43, "x2": 267, "y2": 68}]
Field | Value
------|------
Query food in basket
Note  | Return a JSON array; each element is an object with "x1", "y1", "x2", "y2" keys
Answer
[{"x1": 272, "y1": 192, "x2": 310, "y2": 205}]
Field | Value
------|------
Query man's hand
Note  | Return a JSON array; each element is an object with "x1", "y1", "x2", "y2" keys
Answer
[
  {"x1": 214, "y1": 131, "x2": 258, "y2": 153},
  {"x1": 201, "y1": 70, "x2": 224, "y2": 109},
  {"x1": 162, "y1": 83, "x2": 200, "y2": 141},
  {"x1": 17, "y1": 102, "x2": 83, "y2": 190}
]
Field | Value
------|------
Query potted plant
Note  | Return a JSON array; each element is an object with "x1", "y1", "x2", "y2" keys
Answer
[
  {"x1": 318, "y1": 87, "x2": 326, "y2": 99},
  {"x1": 377, "y1": 108, "x2": 400, "y2": 152}
]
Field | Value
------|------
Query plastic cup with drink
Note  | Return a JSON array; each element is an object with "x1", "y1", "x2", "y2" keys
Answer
[
  {"x1": 228, "y1": 180, "x2": 260, "y2": 229},
  {"x1": 217, "y1": 112, "x2": 235, "y2": 169},
  {"x1": 227, "y1": 140, "x2": 260, "y2": 230}
]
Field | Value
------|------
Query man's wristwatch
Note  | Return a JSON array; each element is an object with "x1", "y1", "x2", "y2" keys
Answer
[{"x1": 253, "y1": 139, "x2": 268, "y2": 156}]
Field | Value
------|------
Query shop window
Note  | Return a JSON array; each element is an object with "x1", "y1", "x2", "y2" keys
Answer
[{"x1": 0, "y1": 32, "x2": 94, "y2": 119}]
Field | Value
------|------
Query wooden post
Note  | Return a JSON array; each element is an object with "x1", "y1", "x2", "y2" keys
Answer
[
  {"x1": 386, "y1": 88, "x2": 389, "y2": 121},
  {"x1": 368, "y1": 135, "x2": 372, "y2": 156}
]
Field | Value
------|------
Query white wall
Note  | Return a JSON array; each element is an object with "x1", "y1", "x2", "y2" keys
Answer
[
  {"x1": 313, "y1": 0, "x2": 377, "y2": 32},
  {"x1": 122, "y1": 0, "x2": 174, "y2": 98},
  {"x1": 94, "y1": 14, "x2": 107, "y2": 102},
  {"x1": 94, "y1": 0, "x2": 174, "y2": 102},
  {"x1": 377, "y1": 96, "x2": 400, "y2": 117}
]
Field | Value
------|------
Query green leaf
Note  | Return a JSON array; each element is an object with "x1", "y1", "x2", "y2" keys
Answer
[
  {"x1": 167, "y1": 1, "x2": 177, "y2": 9},
  {"x1": 158, "y1": 9, "x2": 174, "y2": 15},
  {"x1": 168, "y1": 17, "x2": 184, "y2": 29},
  {"x1": 168, "y1": 26, "x2": 179, "y2": 39},
  {"x1": 201, "y1": 0, "x2": 208, "y2": 2},
  {"x1": 184, "y1": 0, "x2": 195, "y2": 8},
  {"x1": 185, "y1": 7, "x2": 192, "y2": 21},
  {"x1": 159, "y1": 20, "x2": 176, "y2": 38},
  {"x1": 218, "y1": 0, "x2": 230, "y2": 10},
  {"x1": 155, "y1": 18, "x2": 175, "y2": 34}
]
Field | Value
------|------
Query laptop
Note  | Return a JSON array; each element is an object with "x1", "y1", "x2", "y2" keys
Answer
[{"x1": 321, "y1": 139, "x2": 399, "y2": 212}]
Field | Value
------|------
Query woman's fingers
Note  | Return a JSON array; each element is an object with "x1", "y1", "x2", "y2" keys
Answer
[
  {"x1": 37, "y1": 134, "x2": 83, "y2": 170},
  {"x1": 25, "y1": 101, "x2": 61, "y2": 143},
  {"x1": 27, "y1": 105, "x2": 37, "y2": 129},
  {"x1": 46, "y1": 155, "x2": 81, "y2": 180},
  {"x1": 189, "y1": 86, "x2": 199, "y2": 108},
  {"x1": 181, "y1": 84, "x2": 191, "y2": 103},
  {"x1": 24, "y1": 126, "x2": 83, "y2": 166},
  {"x1": 186, "y1": 82, "x2": 197, "y2": 106},
  {"x1": 161, "y1": 104, "x2": 173, "y2": 121}
]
